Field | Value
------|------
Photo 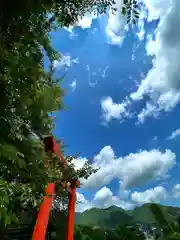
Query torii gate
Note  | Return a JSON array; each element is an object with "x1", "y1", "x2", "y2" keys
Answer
[{"x1": 32, "y1": 136, "x2": 80, "y2": 240}]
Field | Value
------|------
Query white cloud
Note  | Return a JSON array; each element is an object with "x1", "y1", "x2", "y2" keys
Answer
[
  {"x1": 69, "y1": 79, "x2": 77, "y2": 92},
  {"x1": 101, "y1": 97, "x2": 130, "y2": 122},
  {"x1": 166, "y1": 129, "x2": 180, "y2": 140},
  {"x1": 143, "y1": 0, "x2": 172, "y2": 21},
  {"x1": 76, "y1": 192, "x2": 87, "y2": 203},
  {"x1": 81, "y1": 146, "x2": 176, "y2": 190},
  {"x1": 94, "y1": 186, "x2": 134, "y2": 209},
  {"x1": 64, "y1": 13, "x2": 97, "y2": 33},
  {"x1": 76, "y1": 192, "x2": 92, "y2": 212},
  {"x1": 77, "y1": 13, "x2": 97, "y2": 29},
  {"x1": 94, "y1": 186, "x2": 113, "y2": 201},
  {"x1": 137, "y1": 103, "x2": 159, "y2": 124},
  {"x1": 72, "y1": 157, "x2": 87, "y2": 170},
  {"x1": 105, "y1": 0, "x2": 147, "y2": 45},
  {"x1": 131, "y1": 186, "x2": 168, "y2": 204},
  {"x1": 106, "y1": 0, "x2": 127, "y2": 45},
  {"x1": 72, "y1": 58, "x2": 79, "y2": 64},
  {"x1": 53, "y1": 55, "x2": 79, "y2": 70},
  {"x1": 64, "y1": 0, "x2": 127, "y2": 44},
  {"x1": 102, "y1": 0, "x2": 180, "y2": 124},
  {"x1": 75, "y1": 187, "x2": 134, "y2": 212},
  {"x1": 119, "y1": 149, "x2": 176, "y2": 189},
  {"x1": 131, "y1": 0, "x2": 180, "y2": 122},
  {"x1": 64, "y1": 27, "x2": 78, "y2": 39},
  {"x1": 172, "y1": 184, "x2": 180, "y2": 198},
  {"x1": 136, "y1": 6, "x2": 147, "y2": 41}
]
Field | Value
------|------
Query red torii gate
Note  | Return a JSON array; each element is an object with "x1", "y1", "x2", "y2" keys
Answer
[{"x1": 32, "y1": 136, "x2": 80, "y2": 240}]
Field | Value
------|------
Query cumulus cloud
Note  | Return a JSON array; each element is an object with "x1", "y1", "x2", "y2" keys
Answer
[
  {"x1": 74, "y1": 183, "x2": 180, "y2": 212},
  {"x1": 94, "y1": 186, "x2": 134, "y2": 209},
  {"x1": 76, "y1": 187, "x2": 134, "y2": 212},
  {"x1": 63, "y1": 26, "x2": 78, "y2": 39},
  {"x1": 172, "y1": 184, "x2": 180, "y2": 198},
  {"x1": 106, "y1": 0, "x2": 148, "y2": 44},
  {"x1": 81, "y1": 146, "x2": 176, "y2": 190},
  {"x1": 101, "y1": 97, "x2": 130, "y2": 122},
  {"x1": 131, "y1": 0, "x2": 180, "y2": 122},
  {"x1": 94, "y1": 186, "x2": 113, "y2": 202},
  {"x1": 77, "y1": 13, "x2": 97, "y2": 29},
  {"x1": 72, "y1": 157, "x2": 87, "y2": 170},
  {"x1": 76, "y1": 192, "x2": 92, "y2": 212},
  {"x1": 131, "y1": 186, "x2": 168, "y2": 204},
  {"x1": 102, "y1": 0, "x2": 180, "y2": 124},
  {"x1": 137, "y1": 103, "x2": 159, "y2": 124},
  {"x1": 106, "y1": 0, "x2": 127, "y2": 45},
  {"x1": 136, "y1": 9, "x2": 146, "y2": 41},
  {"x1": 119, "y1": 149, "x2": 175, "y2": 189},
  {"x1": 143, "y1": 0, "x2": 172, "y2": 21},
  {"x1": 64, "y1": 13, "x2": 97, "y2": 35},
  {"x1": 64, "y1": 0, "x2": 127, "y2": 43},
  {"x1": 166, "y1": 129, "x2": 180, "y2": 140},
  {"x1": 53, "y1": 55, "x2": 79, "y2": 70}
]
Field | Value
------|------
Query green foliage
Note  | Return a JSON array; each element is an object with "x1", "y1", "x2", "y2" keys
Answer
[
  {"x1": 122, "y1": 0, "x2": 140, "y2": 24},
  {"x1": 150, "y1": 204, "x2": 174, "y2": 232},
  {"x1": 74, "y1": 224, "x2": 145, "y2": 240},
  {"x1": 168, "y1": 232, "x2": 180, "y2": 240},
  {"x1": 0, "y1": 0, "x2": 141, "y2": 231},
  {"x1": 131, "y1": 203, "x2": 157, "y2": 224},
  {"x1": 116, "y1": 224, "x2": 145, "y2": 240},
  {"x1": 0, "y1": 0, "x2": 102, "y2": 229},
  {"x1": 150, "y1": 204, "x2": 180, "y2": 239},
  {"x1": 75, "y1": 204, "x2": 180, "y2": 240},
  {"x1": 75, "y1": 225, "x2": 107, "y2": 240}
]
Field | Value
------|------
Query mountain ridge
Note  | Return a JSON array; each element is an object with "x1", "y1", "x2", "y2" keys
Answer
[{"x1": 75, "y1": 203, "x2": 180, "y2": 228}]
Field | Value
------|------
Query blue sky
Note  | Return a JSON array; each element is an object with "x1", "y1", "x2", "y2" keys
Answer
[{"x1": 47, "y1": 0, "x2": 180, "y2": 211}]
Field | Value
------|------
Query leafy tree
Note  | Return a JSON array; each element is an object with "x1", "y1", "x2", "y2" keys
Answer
[
  {"x1": 0, "y1": 0, "x2": 141, "y2": 234},
  {"x1": 122, "y1": 0, "x2": 140, "y2": 24},
  {"x1": 74, "y1": 225, "x2": 83, "y2": 240},
  {"x1": 74, "y1": 224, "x2": 145, "y2": 240},
  {"x1": 0, "y1": 2, "x2": 95, "y2": 232},
  {"x1": 150, "y1": 204, "x2": 180, "y2": 239},
  {"x1": 74, "y1": 225, "x2": 107, "y2": 240},
  {"x1": 116, "y1": 224, "x2": 145, "y2": 240},
  {"x1": 105, "y1": 229, "x2": 119, "y2": 240}
]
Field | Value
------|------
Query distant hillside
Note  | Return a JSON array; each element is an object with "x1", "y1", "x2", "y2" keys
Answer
[
  {"x1": 75, "y1": 203, "x2": 180, "y2": 229},
  {"x1": 75, "y1": 206, "x2": 133, "y2": 228},
  {"x1": 131, "y1": 203, "x2": 157, "y2": 224}
]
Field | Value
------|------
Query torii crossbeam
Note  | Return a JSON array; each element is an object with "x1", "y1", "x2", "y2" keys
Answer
[{"x1": 32, "y1": 136, "x2": 80, "y2": 240}]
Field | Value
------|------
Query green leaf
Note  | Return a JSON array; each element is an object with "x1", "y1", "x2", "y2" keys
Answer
[{"x1": 122, "y1": 6, "x2": 126, "y2": 16}]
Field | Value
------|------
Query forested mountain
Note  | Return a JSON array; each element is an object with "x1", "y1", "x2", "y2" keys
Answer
[{"x1": 75, "y1": 203, "x2": 180, "y2": 228}]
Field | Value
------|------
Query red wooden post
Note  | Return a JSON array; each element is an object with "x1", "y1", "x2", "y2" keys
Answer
[
  {"x1": 32, "y1": 183, "x2": 55, "y2": 240},
  {"x1": 32, "y1": 136, "x2": 80, "y2": 240},
  {"x1": 66, "y1": 183, "x2": 76, "y2": 240}
]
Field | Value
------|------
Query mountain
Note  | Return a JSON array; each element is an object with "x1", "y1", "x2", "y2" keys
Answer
[
  {"x1": 75, "y1": 205, "x2": 133, "y2": 228},
  {"x1": 130, "y1": 203, "x2": 157, "y2": 224},
  {"x1": 75, "y1": 203, "x2": 180, "y2": 229}
]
